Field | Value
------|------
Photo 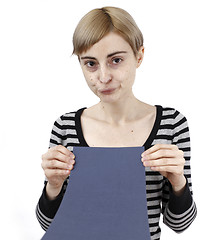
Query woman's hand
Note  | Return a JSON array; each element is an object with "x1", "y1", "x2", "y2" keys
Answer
[
  {"x1": 141, "y1": 144, "x2": 186, "y2": 195},
  {"x1": 41, "y1": 145, "x2": 75, "y2": 200}
]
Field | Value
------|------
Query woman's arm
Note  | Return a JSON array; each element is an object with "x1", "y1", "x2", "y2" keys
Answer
[
  {"x1": 36, "y1": 180, "x2": 68, "y2": 231},
  {"x1": 162, "y1": 177, "x2": 196, "y2": 232},
  {"x1": 35, "y1": 115, "x2": 75, "y2": 231},
  {"x1": 142, "y1": 112, "x2": 197, "y2": 232}
]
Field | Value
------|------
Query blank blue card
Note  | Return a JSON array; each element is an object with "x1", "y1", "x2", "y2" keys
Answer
[{"x1": 42, "y1": 146, "x2": 150, "y2": 240}]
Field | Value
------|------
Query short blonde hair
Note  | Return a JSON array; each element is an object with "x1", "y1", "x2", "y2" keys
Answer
[{"x1": 73, "y1": 6, "x2": 143, "y2": 57}]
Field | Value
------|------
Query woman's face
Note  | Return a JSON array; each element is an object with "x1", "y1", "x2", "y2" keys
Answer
[{"x1": 79, "y1": 32, "x2": 144, "y2": 104}]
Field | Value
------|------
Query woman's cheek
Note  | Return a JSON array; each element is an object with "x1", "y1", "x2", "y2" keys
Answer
[{"x1": 85, "y1": 78, "x2": 98, "y2": 94}]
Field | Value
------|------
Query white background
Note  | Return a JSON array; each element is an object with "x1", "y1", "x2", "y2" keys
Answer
[{"x1": 0, "y1": 0, "x2": 199, "y2": 239}]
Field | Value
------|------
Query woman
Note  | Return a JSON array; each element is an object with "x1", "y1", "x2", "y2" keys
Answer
[{"x1": 36, "y1": 6, "x2": 197, "y2": 239}]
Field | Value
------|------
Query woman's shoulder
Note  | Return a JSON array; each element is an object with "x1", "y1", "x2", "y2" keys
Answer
[
  {"x1": 54, "y1": 107, "x2": 87, "y2": 125},
  {"x1": 157, "y1": 105, "x2": 188, "y2": 123}
]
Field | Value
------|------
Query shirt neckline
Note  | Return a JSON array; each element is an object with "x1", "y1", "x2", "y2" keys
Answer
[{"x1": 75, "y1": 105, "x2": 162, "y2": 149}]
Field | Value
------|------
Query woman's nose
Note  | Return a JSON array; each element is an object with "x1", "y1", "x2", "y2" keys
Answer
[{"x1": 99, "y1": 65, "x2": 112, "y2": 83}]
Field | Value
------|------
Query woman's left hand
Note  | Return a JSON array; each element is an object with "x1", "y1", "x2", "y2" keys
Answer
[{"x1": 141, "y1": 144, "x2": 186, "y2": 195}]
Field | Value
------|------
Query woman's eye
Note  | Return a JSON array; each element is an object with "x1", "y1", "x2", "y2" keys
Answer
[
  {"x1": 85, "y1": 61, "x2": 96, "y2": 68},
  {"x1": 112, "y1": 57, "x2": 122, "y2": 65}
]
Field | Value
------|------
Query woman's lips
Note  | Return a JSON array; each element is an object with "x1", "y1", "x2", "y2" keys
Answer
[{"x1": 99, "y1": 88, "x2": 117, "y2": 95}]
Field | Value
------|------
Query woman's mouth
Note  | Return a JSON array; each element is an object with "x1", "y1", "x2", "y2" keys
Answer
[{"x1": 99, "y1": 88, "x2": 117, "y2": 95}]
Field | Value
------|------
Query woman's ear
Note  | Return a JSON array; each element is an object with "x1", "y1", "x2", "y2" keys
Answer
[{"x1": 136, "y1": 46, "x2": 144, "y2": 68}]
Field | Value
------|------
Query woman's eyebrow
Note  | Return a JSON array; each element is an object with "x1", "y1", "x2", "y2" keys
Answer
[
  {"x1": 80, "y1": 51, "x2": 127, "y2": 60},
  {"x1": 80, "y1": 56, "x2": 96, "y2": 60},
  {"x1": 107, "y1": 51, "x2": 127, "y2": 58}
]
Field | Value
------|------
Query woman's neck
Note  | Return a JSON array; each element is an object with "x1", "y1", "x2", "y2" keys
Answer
[{"x1": 96, "y1": 95, "x2": 143, "y2": 125}]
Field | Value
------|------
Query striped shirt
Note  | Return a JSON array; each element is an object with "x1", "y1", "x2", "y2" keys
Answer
[{"x1": 36, "y1": 105, "x2": 197, "y2": 240}]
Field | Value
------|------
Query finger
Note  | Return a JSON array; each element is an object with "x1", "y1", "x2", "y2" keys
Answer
[
  {"x1": 143, "y1": 158, "x2": 181, "y2": 167},
  {"x1": 142, "y1": 149, "x2": 176, "y2": 161},
  {"x1": 44, "y1": 159, "x2": 74, "y2": 170},
  {"x1": 150, "y1": 165, "x2": 184, "y2": 175},
  {"x1": 142, "y1": 144, "x2": 178, "y2": 157},
  {"x1": 44, "y1": 149, "x2": 75, "y2": 164},
  {"x1": 45, "y1": 168, "x2": 70, "y2": 179},
  {"x1": 53, "y1": 145, "x2": 75, "y2": 159}
]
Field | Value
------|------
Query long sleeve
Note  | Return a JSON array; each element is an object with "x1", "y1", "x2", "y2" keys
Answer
[
  {"x1": 35, "y1": 110, "x2": 82, "y2": 231},
  {"x1": 162, "y1": 110, "x2": 197, "y2": 232},
  {"x1": 36, "y1": 181, "x2": 67, "y2": 231},
  {"x1": 35, "y1": 115, "x2": 71, "y2": 231}
]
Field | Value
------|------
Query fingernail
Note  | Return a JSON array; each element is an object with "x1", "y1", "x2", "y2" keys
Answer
[
  {"x1": 143, "y1": 161, "x2": 149, "y2": 166},
  {"x1": 68, "y1": 165, "x2": 73, "y2": 170},
  {"x1": 141, "y1": 152, "x2": 147, "y2": 157},
  {"x1": 70, "y1": 159, "x2": 75, "y2": 164},
  {"x1": 142, "y1": 156, "x2": 148, "y2": 161}
]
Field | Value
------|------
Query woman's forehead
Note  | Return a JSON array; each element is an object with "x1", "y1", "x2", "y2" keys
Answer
[{"x1": 80, "y1": 32, "x2": 132, "y2": 58}]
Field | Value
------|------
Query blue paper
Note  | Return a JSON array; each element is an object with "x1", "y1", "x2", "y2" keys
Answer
[{"x1": 42, "y1": 147, "x2": 150, "y2": 240}]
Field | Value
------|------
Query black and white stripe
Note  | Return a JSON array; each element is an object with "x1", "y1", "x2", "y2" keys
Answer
[
  {"x1": 36, "y1": 106, "x2": 197, "y2": 239},
  {"x1": 36, "y1": 204, "x2": 52, "y2": 231},
  {"x1": 163, "y1": 201, "x2": 197, "y2": 233}
]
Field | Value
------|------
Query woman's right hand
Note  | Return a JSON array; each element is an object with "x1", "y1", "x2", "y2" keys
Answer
[{"x1": 41, "y1": 145, "x2": 75, "y2": 200}]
